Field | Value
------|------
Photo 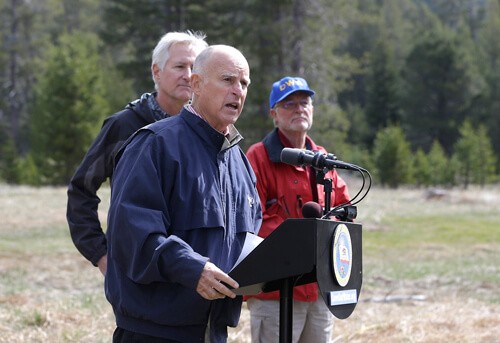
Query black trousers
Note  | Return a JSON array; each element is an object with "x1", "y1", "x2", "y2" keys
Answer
[{"x1": 113, "y1": 327, "x2": 182, "y2": 343}]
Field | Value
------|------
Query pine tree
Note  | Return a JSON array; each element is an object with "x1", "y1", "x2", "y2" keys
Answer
[
  {"x1": 401, "y1": 19, "x2": 473, "y2": 154},
  {"x1": 29, "y1": 32, "x2": 110, "y2": 185},
  {"x1": 453, "y1": 121, "x2": 496, "y2": 188},
  {"x1": 365, "y1": 36, "x2": 401, "y2": 145},
  {"x1": 476, "y1": 1, "x2": 500, "y2": 165},
  {"x1": 427, "y1": 140, "x2": 450, "y2": 186},
  {"x1": 372, "y1": 125, "x2": 413, "y2": 188},
  {"x1": 413, "y1": 148, "x2": 431, "y2": 187}
]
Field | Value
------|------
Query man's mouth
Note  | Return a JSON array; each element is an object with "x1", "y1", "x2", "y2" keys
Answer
[{"x1": 225, "y1": 102, "x2": 239, "y2": 110}]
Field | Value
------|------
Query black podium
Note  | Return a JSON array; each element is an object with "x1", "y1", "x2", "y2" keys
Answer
[{"x1": 229, "y1": 218, "x2": 362, "y2": 343}]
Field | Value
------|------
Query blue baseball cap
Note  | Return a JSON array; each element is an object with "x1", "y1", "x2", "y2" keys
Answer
[{"x1": 269, "y1": 76, "x2": 315, "y2": 109}]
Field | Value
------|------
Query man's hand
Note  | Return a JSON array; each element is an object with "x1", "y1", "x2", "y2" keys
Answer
[
  {"x1": 196, "y1": 261, "x2": 239, "y2": 300},
  {"x1": 97, "y1": 255, "x2": 107, "y2": 276}
]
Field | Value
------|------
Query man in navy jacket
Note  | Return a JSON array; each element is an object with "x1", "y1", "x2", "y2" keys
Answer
[{"x1": 106, "y1": 45, "x2": 262, "y2": 343}]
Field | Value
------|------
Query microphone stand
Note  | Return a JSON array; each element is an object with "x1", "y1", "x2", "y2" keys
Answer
[
  {"x1": 316, "y1": 168, "x2": 356, "y2": 221},
  {"x1": 277, "y1": 169, "x2": 331, "y2": 343},
  {"x1": 315, "y1": 169, "x2": 332, "y2": 216}
]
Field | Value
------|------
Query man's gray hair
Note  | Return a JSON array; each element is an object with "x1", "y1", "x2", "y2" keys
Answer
[{"x1": 151, "y1": 30, "x2": 208, "y2": 88}]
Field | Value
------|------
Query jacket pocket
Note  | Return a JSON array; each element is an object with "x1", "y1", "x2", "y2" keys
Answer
[{"x1": 265, "y1": 195, "x2": 290, "y2": 221}]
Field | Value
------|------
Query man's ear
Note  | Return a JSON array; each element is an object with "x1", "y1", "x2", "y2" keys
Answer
[
  {"x1": 152, "y1": 64, "x2": 160, "y2": 80},
  {"x1": 270, "y1": 108, "x2": 277, "y2": 120},
  {"x1": 191, "y1": 74, "x2": 201, "y2": 94}
]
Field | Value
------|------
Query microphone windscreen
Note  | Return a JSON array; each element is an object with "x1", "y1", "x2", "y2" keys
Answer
[
  {"x1": 280, "y1": 148, "x2": 301, "y2": 166},
  {"x1": 302, "y1": 201, "x2": 323, "y2": 218}
]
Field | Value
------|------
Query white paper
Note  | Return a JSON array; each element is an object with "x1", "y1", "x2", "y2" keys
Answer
[{"x1": 231, "y1": 232, "x2": 263, "y2": 271}]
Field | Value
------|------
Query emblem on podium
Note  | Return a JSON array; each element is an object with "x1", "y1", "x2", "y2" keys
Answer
[{"x1": 332, "y1": 224, "x2": 352, "y2": 287}]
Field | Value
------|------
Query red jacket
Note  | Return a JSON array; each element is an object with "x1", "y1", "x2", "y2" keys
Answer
[{"x1": 245, "y1": 128, "x2": 350, "y2": 302}]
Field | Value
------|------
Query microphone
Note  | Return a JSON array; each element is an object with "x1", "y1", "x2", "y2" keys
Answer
[
  {"x1": 280, "y1": 148, "x2": 357, "y2": 171},
  {"x1": 302, "y1": 201, "x2": 357, "y2": 221},
  {"x1": 324, "y1": 206, "x2": 357, "y2": 222},
  {"x1": 302, "y1": 201, "x2": 323, "y2": 218}
]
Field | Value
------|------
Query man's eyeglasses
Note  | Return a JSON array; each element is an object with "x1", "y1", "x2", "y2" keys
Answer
[{"x1": 276, "y1": 99, "x2": 312, "y2": 111}]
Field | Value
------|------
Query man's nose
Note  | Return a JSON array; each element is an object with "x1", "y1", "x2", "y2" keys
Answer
[{"x1": 233, "y1": 82, "x2": 245, "y2": 96}]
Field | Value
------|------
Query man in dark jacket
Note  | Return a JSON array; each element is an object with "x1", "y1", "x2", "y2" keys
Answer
[
  {"x1": 106, "y1": 45, "x2": 262, "y2": 343},
  {"x1": 66, "y1": 31, "x2": 208, "y2": 275}
]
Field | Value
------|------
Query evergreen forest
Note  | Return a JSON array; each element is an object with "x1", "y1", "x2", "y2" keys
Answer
[{"x1": 1, "y1": 0, "x2": 499, "y2": 188}]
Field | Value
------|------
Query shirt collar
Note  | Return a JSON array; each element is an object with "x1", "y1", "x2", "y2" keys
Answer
[
  {"x1": 185, "y1": 104, "x2": 243, "y2": 150},
  {"x1": 277, "y1": 129, "x2": 313, "y2": 150},
  {"x1": 185, "y1": 104, "x2": 230, "y2": 135}
]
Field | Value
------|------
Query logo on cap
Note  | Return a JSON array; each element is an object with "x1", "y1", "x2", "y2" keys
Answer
[
  {"x1": 279, "y1": 78, "x2": 307, "y2": 91},
  {"x1": 269, "y1": 76, "x2": 315, "y2": 109}
]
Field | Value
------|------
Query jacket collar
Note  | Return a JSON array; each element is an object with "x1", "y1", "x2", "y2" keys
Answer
[
  {"x1": 262, "y1": 128, "x2": 314, "y2": 163},
  {"x1": 181, "y1": 108, "x2": 243, "y2": 152},
  {"x1": 126, "y1": 92, "x2": 167, "y2": 123}
]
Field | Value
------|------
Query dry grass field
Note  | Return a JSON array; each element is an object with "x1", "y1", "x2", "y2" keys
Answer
[{"x1": 0, "y1": 182, "x2": 499, "y2": 342}]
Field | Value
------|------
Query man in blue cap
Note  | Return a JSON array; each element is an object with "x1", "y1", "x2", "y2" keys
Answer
[{"x1": 245, "y1": 76, "x2": 351, "y2": 342}]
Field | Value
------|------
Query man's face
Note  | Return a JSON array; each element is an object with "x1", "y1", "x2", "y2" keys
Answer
[
  {"x1": 153, "y1": 42, "x2": 198, "y2": 105},
  {"x1": 192, "y1": 51, "x2": 250, "y2": 132},
  {"x1": 271, "y1": 92, "x2": 314, "y2": 133}
]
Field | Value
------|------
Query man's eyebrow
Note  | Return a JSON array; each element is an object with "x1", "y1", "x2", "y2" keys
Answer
[{"x1": 220, "y1": 72, "x2": 250, "y2": 86}]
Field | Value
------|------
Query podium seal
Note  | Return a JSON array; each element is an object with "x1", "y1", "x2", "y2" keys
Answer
[{"x1": 332, "y1": 224, "x2": 352, "y2": 287}]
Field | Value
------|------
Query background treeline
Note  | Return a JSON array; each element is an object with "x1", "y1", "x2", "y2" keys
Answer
[{"x1": 0, "y1": 0, "x2": 499, "y2": 188}]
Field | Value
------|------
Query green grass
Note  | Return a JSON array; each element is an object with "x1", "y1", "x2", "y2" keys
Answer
[
  {"x1": 0, "y1": 225, "x2": 73, "y2": 255},
  {"x1": 361, "y1": 208, "x2": 500, "y2": 303}
]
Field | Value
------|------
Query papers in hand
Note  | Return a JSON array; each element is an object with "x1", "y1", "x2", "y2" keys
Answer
[
  {"x1": 229, "y1": 232, "x2": 264, "y2": 295},
  {"x1": 231, "y1": 232, "x2": 263, "y2": 271}
]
